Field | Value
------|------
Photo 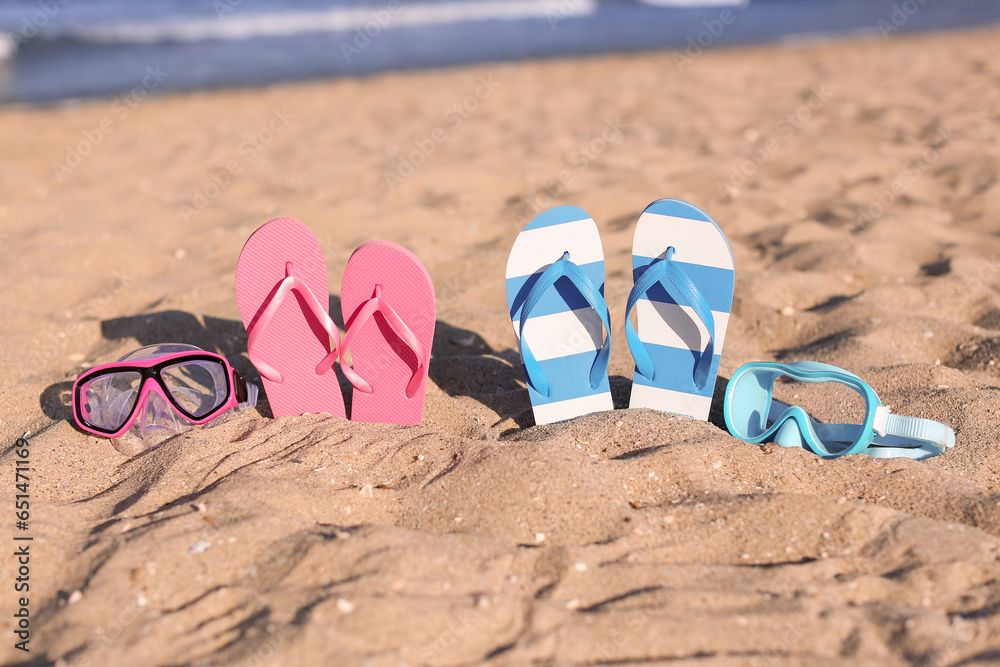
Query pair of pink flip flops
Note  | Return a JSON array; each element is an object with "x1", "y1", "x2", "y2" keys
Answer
[{"x1": 235, "y1": 218, "x2": 435, "y2": 425}]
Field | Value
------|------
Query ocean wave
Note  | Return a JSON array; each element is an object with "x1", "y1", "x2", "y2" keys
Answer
[
  {"x1": 0, "y1": 33, "x2": 16, "y2": 61},
  {"x1": 636, "y1": 0, "x2": 747, "y2": 6},
  {"x1": 49, "y1": 0, "x2": 598, "y2": 44}
]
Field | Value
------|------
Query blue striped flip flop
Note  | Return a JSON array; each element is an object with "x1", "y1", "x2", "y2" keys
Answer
[
  {"x1": 626, "y1": 199, "x2": 735, "y2": 420},
  {"x1": 506, "y1": 206, "x2": 613, "y2": 425}
]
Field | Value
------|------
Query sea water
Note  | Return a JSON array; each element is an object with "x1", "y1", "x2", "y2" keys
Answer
[{"x1": 1, "y1": 0, "x2": 998, "y2": 104}]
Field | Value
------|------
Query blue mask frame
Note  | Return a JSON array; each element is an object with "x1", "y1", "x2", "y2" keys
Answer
[{"x1": 723, "y1": 361, "x2": 955, "y2": 459}]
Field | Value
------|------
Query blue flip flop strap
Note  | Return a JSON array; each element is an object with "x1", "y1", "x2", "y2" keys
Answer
[
  {"x1": 625, "y1": 250, "x2": 716, "y2": 388},
  {"x1": 518, "y1": 253, "x2": 611, "y2": 397}
]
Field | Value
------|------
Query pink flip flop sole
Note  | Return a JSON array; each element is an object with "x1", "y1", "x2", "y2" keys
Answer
[
  {"x1": 235, "y1": 218, "x2": 346, "y2": 418},
  {"x1": 339, "y1": 240, "x2": 435, "y2": 424}
]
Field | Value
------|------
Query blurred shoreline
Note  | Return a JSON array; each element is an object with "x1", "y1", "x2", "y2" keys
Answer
[{"x1": 2, "y1": 0, "x2": 1000, "y2": 105}]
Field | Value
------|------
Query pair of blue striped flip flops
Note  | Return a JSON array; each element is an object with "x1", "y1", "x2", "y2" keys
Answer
[{"x1": 505, "y1": 199, "x2": 735, "y2": 425}]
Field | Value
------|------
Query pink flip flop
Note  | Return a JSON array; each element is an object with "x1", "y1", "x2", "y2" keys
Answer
[
  {"x1": 235, "y1": 218, "x2": 346, "y2": 418},
  {"x1": 339, "y1": 241, "x2": 435, "y2": 424}
]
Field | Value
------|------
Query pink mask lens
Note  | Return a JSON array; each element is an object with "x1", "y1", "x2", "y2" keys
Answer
[
  {"x1": 79, "y1": 371, "x2": 143, "y2": 432},
  {"x1": 160, "y1": 359, "x2": 229, "y2": 419}
]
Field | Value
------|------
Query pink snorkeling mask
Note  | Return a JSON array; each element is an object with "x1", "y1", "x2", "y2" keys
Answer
[{"x1": 72, "y1": 344, "x2": 258, "y2": 455}]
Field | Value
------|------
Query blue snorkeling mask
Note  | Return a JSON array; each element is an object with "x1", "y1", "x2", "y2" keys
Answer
[{"x1": 723, "y1": 361, "x2": 954, "y2": 459}]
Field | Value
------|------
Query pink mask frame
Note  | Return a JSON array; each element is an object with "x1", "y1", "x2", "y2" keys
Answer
[{"x1": 72, "y1": 350, "x2": 248, "y2": 438}]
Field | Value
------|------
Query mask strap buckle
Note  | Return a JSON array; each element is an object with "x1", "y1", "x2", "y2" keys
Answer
[{"x1": 873, "y1": 405, "x2": 891, "y2": 437}]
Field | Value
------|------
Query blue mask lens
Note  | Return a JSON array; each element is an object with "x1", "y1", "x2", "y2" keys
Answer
[{"x1": 726, "y1": 367, "x2": 777, "y2": 439}]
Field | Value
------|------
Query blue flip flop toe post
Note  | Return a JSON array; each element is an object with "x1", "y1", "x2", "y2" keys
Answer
[
  {"x1": 627, "y1": 199, "x2": 735, "y2": 420},
  {"x1": 506, "y1": 206, "x2": 613, "y2": 425}
]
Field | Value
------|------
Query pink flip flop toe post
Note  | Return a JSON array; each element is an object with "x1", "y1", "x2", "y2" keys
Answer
[
  {"x1": 235, "y1": 218, "x2": 346, "y2": 418},
  {"x1": 339, "y1": 241, "x2": 435, "y2": 424}
]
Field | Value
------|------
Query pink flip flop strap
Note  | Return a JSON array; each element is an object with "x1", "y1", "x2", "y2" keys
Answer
[
  {"x1": 339, "y1": 285, "x2": 426, "y2": 398},
  {"x1": 246, "y1": 261, "x2": 340, "y2": 383}
]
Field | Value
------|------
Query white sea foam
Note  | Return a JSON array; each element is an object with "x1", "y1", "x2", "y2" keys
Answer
[
  {"x1": 0, "y1": 33, "x2": 16, "y2": 61},
  {"x1": 58, "y1": 0, "x2": 598, "y2": 44}
]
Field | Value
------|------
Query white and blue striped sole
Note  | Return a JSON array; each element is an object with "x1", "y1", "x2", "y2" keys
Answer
[
  {"x1": 506, "y1": 206, "x2": 613, "y2": 425},
  {"x1": 629, "y1": 199, "x2": 735, "y2": 420}
]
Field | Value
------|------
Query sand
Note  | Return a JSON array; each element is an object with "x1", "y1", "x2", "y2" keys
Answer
[{"x1": 2, "y1": 26, "x2": 1000, "y2": 666}]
